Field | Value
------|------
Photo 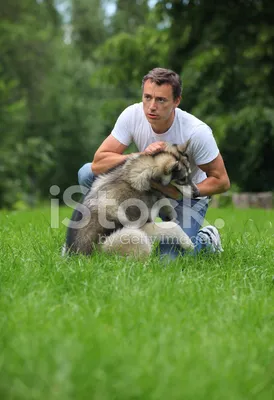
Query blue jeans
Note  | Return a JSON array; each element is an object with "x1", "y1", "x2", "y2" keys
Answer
[{"x1": 78, "y1": 163, "x2": 211, "y2": 258}]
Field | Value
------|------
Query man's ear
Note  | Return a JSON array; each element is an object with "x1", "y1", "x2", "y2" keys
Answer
[
  {"x1": 174, "y1": 96, "x2": 181, "y2": 108},
  {"x1": 165, "y1": 160, "x2": 179, "y2": 175}
]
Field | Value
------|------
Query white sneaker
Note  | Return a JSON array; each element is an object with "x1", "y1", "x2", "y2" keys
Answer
[{"x1": 198, "y1": 225, "x2": 224, "y2": 253}]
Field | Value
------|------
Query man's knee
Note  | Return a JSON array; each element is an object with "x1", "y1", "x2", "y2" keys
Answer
[
  {"x1": 78, "y1": 162, "x2": 94, "y2": 188},
  {"x1": 175, "y1": 198, "x2": 209, "y2": 237}
]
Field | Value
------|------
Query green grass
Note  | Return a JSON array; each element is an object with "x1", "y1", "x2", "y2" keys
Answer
[{"x1": 0, "y1": 206, "x2": 274, "y2": 400}]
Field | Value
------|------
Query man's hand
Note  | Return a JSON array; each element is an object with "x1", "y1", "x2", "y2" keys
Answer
[
  {"x1": 151, "y1": 181, "x2": 201, "y2": 200},
  {"x1": 151, "y1": 181, "x2": 183, "y2": 201},
  {"x1": 171, "y1": 181, "x2": 201, "y2": 198},
  {"x1": 143, "y1": 141, "x2": 166, "y2": 155}
]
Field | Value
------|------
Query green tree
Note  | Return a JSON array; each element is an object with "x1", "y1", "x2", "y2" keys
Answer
[
  {"x1": 71, "y1": 0, "x2": 109, "y2": 58},
  {"x1": 156, "y1": 0, "x2": 274, "y2": 191},
  {"x1": 0, "y1": 0, "x2": 113, "y2": 208},
  {"x1": 0, "y1": 0, "x2": 57, "y2": 207},
  {"x1": 110, "y1": 0, "x2": 149, "y2": 34},
  {"x1": 38, "y1": 43, "x2": 110, "y2": 197}
]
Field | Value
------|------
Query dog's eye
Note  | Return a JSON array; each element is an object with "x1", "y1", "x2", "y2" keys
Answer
[
  {"x1": 173, "y1": 164, "x2": 181, "y2": 172},
  {"x1": 179, "y1": 176, "x2": 188, "y2": 184}
]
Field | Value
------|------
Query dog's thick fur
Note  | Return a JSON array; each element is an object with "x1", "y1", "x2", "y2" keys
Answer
[{"x1": 63, "y1": 144, "x2": 196, "y2": 258}]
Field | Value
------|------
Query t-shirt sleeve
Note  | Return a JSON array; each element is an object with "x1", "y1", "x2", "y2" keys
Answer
[
  {"x1": 111, "y1": 106, "x2": 134, "y2": 146},
  {"x1": 190, "y1": 125, "x2": 219, "y2": 165}
]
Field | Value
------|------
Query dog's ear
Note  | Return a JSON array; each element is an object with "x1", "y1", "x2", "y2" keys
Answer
[
  {"x1": 177, "y1": 139, "x2": 191, "y2": 155},
  {"x1": 165, "y1": 160, "x2": 179, "y2": 175}
]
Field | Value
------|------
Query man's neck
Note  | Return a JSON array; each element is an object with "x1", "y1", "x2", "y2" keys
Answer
[{"x1": 151, "y1": 111, "x2": 175, "y2": 134}]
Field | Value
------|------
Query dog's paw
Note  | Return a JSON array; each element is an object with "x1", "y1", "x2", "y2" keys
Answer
[{"x1": 178, "y1": 233, "x2": 194, "y2": 250}]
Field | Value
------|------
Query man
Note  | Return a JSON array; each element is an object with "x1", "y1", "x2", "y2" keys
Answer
[{"x1": 78, "y1": 68, "x2": 230, "y2": 258}]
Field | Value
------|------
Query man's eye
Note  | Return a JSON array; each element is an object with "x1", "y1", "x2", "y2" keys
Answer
[{"x1": 157, "y1": 99, "x2": 165, "y2": 103}]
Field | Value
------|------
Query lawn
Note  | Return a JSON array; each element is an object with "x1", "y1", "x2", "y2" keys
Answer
[{"x1": 0, "y1": 206, "x2": 273, "y2": 400}]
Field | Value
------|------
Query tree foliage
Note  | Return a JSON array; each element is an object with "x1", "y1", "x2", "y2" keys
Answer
[
  {"x1": 154, "y1": 0, "x2": 274, "y2": 191},
  {"x1": 110, "y1": 0, "x2": 149, "y2": 35},
  {"x1": 0, "y1": 0, "x2": 273, "y2": 208},
  {"x1": 71, "y1": 0, "x2": 109, "y2": 58}
]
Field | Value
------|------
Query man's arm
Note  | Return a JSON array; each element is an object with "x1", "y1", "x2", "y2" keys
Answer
[
  {"x1": 196, "y1": 153, "x2": 230, "y2": 196},
  {"x1": 92, "y1": 135, "x2": 129, "y2": 175},
  {"x1": 92, "y1": 135, "x2": 167, "y2": 176},
  {"x1": 151, "y1": 153, "x2": 230, "y2": 200}
]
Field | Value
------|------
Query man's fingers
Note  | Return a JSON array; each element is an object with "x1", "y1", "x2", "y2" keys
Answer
[{"x1": 144, "y1": 142, "x2": 166, "y2": 154}]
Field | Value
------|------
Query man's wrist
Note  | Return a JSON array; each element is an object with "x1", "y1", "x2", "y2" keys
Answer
[{"x1": 192, "y1": 183, "x2": 201, "y2": 198}]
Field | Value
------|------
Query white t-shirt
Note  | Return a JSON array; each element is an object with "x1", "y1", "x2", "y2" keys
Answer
[{"x1": 111, "y1": 102, "x2": 219, "y2": 184}]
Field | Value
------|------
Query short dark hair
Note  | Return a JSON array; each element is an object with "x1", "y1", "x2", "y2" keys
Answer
[{"x1": 142, "y1": 68, "x2": 182, "y2": 100}]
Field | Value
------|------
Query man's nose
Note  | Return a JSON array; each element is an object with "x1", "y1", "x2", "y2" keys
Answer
[{"x1": 149, "y1": 98, "x2": 157, "y2": 110}]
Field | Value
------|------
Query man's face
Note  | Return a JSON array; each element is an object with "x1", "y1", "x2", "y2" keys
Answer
[{"x1": 142, "y1": 79, "x2": 181, "y2": 125}]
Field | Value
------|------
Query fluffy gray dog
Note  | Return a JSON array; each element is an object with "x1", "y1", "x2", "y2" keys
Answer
[{"x1": 63, "y1": 144, "x2": 198, "y2": 258}]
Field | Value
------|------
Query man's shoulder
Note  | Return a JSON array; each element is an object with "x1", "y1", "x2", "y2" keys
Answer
[
  {"x1": 176, "y1": 108, "x2": 211, "y2": 131},
  {"x1": 122, "y1": 102, "x2": 143, "y2": 116}
]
